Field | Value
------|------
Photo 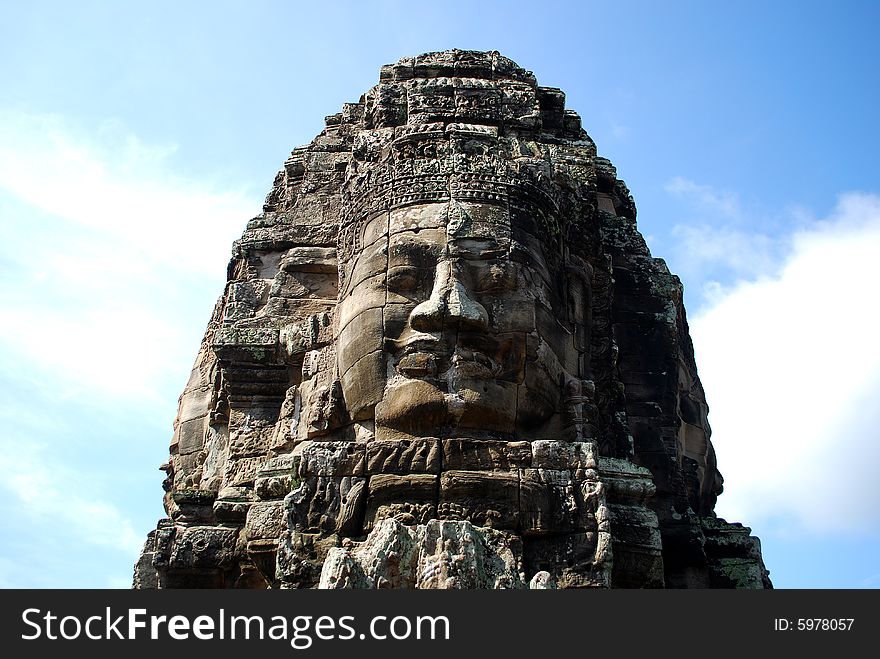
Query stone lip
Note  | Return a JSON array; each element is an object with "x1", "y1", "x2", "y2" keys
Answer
[{"x1": 134, "y1": 49, "x2": 771, "y2": 590}]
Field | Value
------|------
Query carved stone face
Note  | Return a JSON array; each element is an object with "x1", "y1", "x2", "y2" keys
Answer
[{"x1": 337, "y1": 200, "x2": 579, "y2": 440}]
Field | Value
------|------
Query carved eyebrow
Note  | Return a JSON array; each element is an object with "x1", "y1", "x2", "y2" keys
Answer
[
  {"x1": 450, "y1": 238, "x2": 507, "y2": 259},
  {"x1": 388, "y1": 239, "x2": 443, "y2": 267}
]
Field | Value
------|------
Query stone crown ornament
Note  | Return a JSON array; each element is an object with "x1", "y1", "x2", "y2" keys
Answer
[{"x1": 134, "y1": 49, "x2": 771, "y2": 589}]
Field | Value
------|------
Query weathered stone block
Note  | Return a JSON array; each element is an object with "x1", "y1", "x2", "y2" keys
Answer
[
  {"x1": 245, "y1": 500, "x2": 285, "y2": 541},
  {"x1": 176, "y1": 417, "x2": 206, "y2": 456},
  {"x1": 169, "y1": 526, "x2": 239, "y2": 570},
  {"x1": 364, "y1": 473, "x2": 437, "y2": 531},
  {"x1": 223, "y1": 457, "x2": 266, "y2": 488},
  {"x1": 254, "y1": 456, "x2": 299, "y2": 501},
  {"x1": 337, "y1": 307, "x2": 384, "y2": 370},
  {"x1": 438, "y1": 470, "x2": 519, "y2": 530},
  {"x1": 254, "y1": 474, "x2": 294, "y2": 500},
  {"x1": 228, "y1": 418, "x2": 276, "y2": 459},
  {"x1": 298, "y1": 441, "x2": 365, "y2": 477},
  {"x1": 176, "y1": 384, "x2": 214, "y2": 425},
  {"x1": 213, "y1": 486, "x2": 253, "y2": 522},
  {"x1": 441, "y1": 439, "x2": 531, "y2": 471},
  {"x1": 319, "y1": 518, "x2": 525, "y2": 589},
  {"x1": 523, "y1": 532, "x2": 609, "y2": 589},
  {"x1": 287, "y1": 476, "x2": 367, "y2": 535},
  {"x1": 277, "y1": 530, "x2": 341, "y2": 589},
  {"x1": 519, "y1": 468, "x2": 597, "y2": 535},
  {"x1": 339, "y1": 351, "x2": 385, "y2": 421},
  {"x1": 366, "y1": 438, "x2": 440, "y2": 474},
  {"x1": 280, "y1": 246, "x2": 337, "y2": 274},
  {"x1": 531, "y1": 440, "x2": 597, "y2": 470}
]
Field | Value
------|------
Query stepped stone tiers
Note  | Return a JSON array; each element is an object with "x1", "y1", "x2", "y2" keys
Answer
[{"x1": 134, "y1": 50, "x2": 770, "y2": 589}]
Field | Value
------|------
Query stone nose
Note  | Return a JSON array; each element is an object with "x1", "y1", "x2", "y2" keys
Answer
[{"x1": 409, "y1": 260, "x2": 489, "y2": 332}]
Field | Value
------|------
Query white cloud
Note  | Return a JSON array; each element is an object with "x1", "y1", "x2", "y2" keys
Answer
[
  {"x1": 0, "y1": 112, "x2": 264, "y2": 586},
  {"x1": 0, "y1": 438, "x2": 143, "y2": 556},
  {"x1": 0, "y1": 111, "x2": 261, "y2": 404},
  {"x1": 666, "y1": 176, "x2": 741, "y2": 219},
  {"x1": 662, "y1": 176, "x2": 802, "y2": 308},
  {"x1": 0, "y1": 421, "x2": 152, "y2": 587},
  {"x1": 0, "y1": 556, "x2": 28, "y2": 589},
  {"x1": 0, "y1": 111, "x2": 256, "y2": 276},
  {"x1": 691, "y1": 192, "x2": 880, "y2": 535},
  {"x1": 670, "y1": 223, "x2": 783, "y2": 291},
  {"x1": 862, "y1": 573, "x2": 880, "y2": 588}
]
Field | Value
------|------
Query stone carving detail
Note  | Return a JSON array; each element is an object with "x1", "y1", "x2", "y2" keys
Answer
[
  {"x1": 319, "y1": 518, "x2": 526, "y2": 589},
  {"x1": 134, "y1": 50, "x2": 770, "y2": 589}
]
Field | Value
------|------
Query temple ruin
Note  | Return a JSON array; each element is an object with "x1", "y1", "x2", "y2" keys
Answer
[{"x1": 134, "y1": 50, "x2": 771, "y2": 589}]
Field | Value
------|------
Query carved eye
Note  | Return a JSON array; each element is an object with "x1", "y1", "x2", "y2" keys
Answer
[{"x1": 387, "y1": 266, "x2": 424, "y2": 292}]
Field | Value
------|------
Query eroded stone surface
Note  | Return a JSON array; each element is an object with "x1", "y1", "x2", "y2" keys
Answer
[
  {"x1": 135, "y1": 49, "x2": 770, "y2": 589},
  {"x1": 318, "y1": 518, "x2": 525, "y2": 589}
]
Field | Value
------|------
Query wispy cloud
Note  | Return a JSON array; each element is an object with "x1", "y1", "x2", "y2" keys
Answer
[
  {"x1": 0, "y1": 112, "x2": 263, "y2": 586},
  {"x1": 0, "y1": 111, "x2": 256, "y2": 276},
  {"x1": 0, "y1": 111, "x2": 261, "y2": 404},
  {"x1": 2, "y1": 442, "x2": 142, "y2": 555},
  {"x1": 664, "y1": 176, "x2": 797, "y2": 307},
  {"x1": 666, "y1": 176, "x2": 741, "y2": 219},
  {"x1": 0, "y1": 425, "x2": 147, "y2": 587},
  {"x1": 670, "y1": 223, "x2": 783, "y2": 294},
  {"x1": 861, "y1": 573, "x2": 880, "y2": 588},
  {"x1": 690, "y1": 192, "x2": 880, "y2": 535}
]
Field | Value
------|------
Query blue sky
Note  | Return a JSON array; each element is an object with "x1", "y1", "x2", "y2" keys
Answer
[{"x1": 1, "y1": 0, "x2": 878, "y2": 588}]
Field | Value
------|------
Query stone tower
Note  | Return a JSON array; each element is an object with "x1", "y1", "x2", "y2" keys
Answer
[{"x1": 134, "y1": 50, "x2": 770, "y2": 589}]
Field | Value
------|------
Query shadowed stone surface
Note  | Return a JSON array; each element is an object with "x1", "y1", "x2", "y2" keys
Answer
[{"x1": 133, "y1": 49, "x2": 770, "y2": 590}]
